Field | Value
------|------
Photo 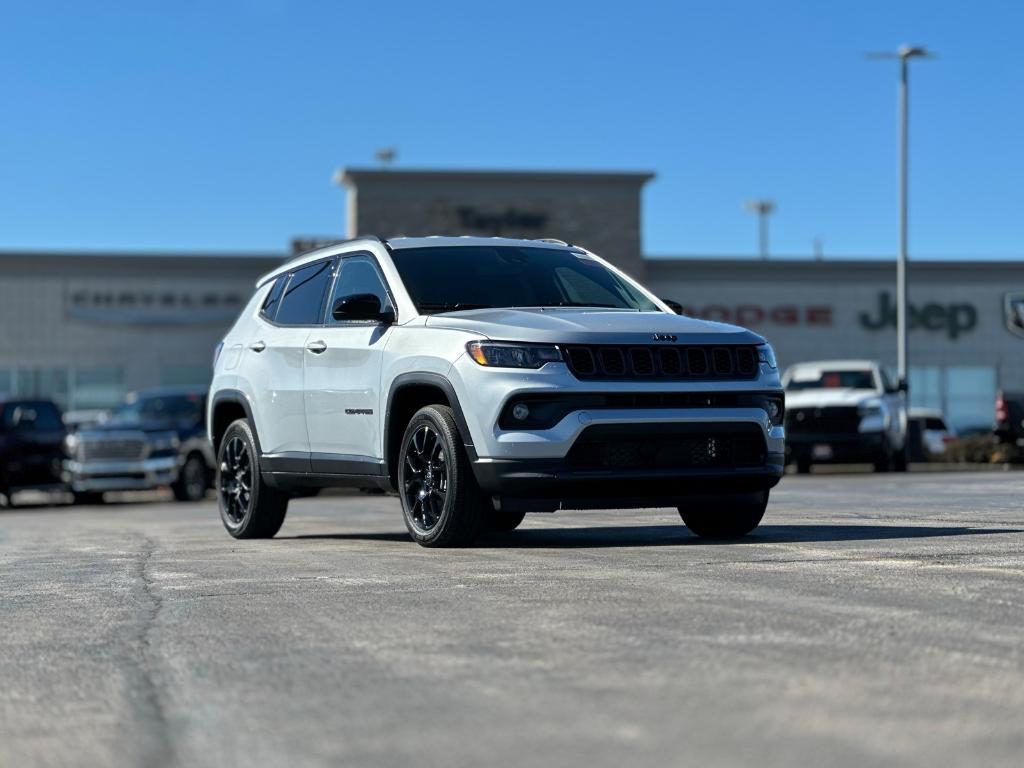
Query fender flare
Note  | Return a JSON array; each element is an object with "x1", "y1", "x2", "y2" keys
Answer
[
  {"x1": 209, "y1": 389, "x2": 263, "y2": 458},
  {"x1": 384, "y1": 372, "x2": 477, "y2": 478}
]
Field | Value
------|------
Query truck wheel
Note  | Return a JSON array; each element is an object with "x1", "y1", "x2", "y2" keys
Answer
[
  {"x1": 217, "y1": 419, "x2": 288, "y2": 539},
  {"x1": 679, "y1": 491, "x2": 768, "y2": 538},
  {"x1": 795, "y1": 458, "x2": 812, "y2": 474},
  {"x1": 172, "y1": 453, "x2": 209, "y2": 502},
  {"x1": 892, "y1": 445, "x2": 909, "y2": 472},
  {"x1": 486, "y1": 509, "x2": 527, "y2": 533},
  {"x1": 873, "y1": 445, "x2": 895, "y2": 472},
  {"x1": 398, "y1": 405, "x2": 485, "y2": 547},
  {"x1": 72, "y1": 491, "x2": 105, "y2": 505}
]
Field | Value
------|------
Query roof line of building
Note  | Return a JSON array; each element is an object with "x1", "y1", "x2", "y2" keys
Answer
[{"x1": 338, "y1": 167, "x2": 656, "y2": 184}]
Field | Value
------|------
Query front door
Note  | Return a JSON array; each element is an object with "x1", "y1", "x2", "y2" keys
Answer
[{"x1": 304, "y1": 254, "x2": 394, "y2": 473}]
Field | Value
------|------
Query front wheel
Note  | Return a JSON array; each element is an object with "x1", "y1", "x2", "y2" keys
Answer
[
  {"x1": 172, "y1": 454, "x2": 209, "y2": 502},
  {"x1": 679, "y1": 491, "x2": 768, "y2": 538},
  {"x1": 398, "y1": 405, "x2": 486, "y2": 547},
  {"x1": 217, "y1": 419, "x2": 288, "y2": 539}
]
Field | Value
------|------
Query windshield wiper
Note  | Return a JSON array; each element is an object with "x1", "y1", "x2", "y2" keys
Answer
[{"x1": 418, "y1": 302, "x2": 493, "y2": 314}]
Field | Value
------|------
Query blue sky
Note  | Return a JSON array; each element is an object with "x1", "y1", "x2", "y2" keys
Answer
[{"x1": 2, "y1": 1, "x2": 1022, "y2": 258}]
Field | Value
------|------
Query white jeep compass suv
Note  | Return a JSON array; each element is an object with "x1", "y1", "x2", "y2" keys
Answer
[{"x1": 208, "y1": 236, "x2": 785, "y2": 546}]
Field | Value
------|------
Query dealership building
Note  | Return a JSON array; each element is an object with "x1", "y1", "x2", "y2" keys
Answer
[{"x1": 2, "y1": 168, "x2": 1022, "y2": 430}]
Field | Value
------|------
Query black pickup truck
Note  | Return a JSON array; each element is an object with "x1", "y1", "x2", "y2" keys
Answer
[
  {"x1": 0, "y1": 399, "x2": 67, "y2": 506},
  {"x1": 63, "y1": 387, "x2": 215, "y2": 503}
]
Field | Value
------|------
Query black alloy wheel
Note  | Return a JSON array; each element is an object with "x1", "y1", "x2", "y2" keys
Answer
[
  {"x1": 216, "y1": 418, "x2": 288, "y2": 539},
  {"x1": 397, "y1": 405, "x2": 485, "y2": 547},
  {"x1": 219, "y1": 436, "x2": 252, "y2": 526},
  {"x1": 402, "y1": 423, "x2": 449, "y2": 535}
]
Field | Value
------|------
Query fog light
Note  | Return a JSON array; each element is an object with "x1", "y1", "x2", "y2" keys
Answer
[
  {"x1": 511, "y1": 403, "x2": 530, "y2": 421},
  {"x1": 766, "y1": 401, "x2": 780, "y2": 422}
]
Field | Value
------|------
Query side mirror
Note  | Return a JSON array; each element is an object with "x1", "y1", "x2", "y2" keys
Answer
[
  {"x1": 332, "y1": 293, "x2": 394, "y2": 323},
  {"x1": 661, "y1": 298, "x2": 684, "y2": 315}
]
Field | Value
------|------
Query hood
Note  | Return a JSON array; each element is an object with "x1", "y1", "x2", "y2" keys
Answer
[
  {"x1": 785, "y1": 389, "x2": 882, "y2": 408},
  {"x1": 81, "y1": 420, "x2": 185, "y2": 437},
  {"x1": 424, "y1": 308, "x2": 765, "y2": 346}
]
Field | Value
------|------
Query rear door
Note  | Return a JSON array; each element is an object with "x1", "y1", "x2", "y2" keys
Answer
[
  {"x1": 246, "y1": 258, "x2": 334, "y2": 469},
  {"x1": 304, "y1": 253, "x2": 395, "y2": 472}
]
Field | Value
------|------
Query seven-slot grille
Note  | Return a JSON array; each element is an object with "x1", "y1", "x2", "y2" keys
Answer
[{"x1": 564, "y1": 344, "x2": 759, "y2": 380}]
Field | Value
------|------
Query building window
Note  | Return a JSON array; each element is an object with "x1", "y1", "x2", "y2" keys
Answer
[
  {"x1": 160, "y1": 366, "x2": 212, "y2": 388},
  {"x1": 909, "y1": 365, "x2": 996, "y2": 433}
]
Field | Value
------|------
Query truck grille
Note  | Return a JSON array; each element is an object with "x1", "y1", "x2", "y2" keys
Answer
[
  {"x1": 79, "y1": 438, "x2": 146, "y2": 461},
  {"x1": 564, "y1": 344, "x2": 759, "y2": 381},
  {"x1": 786, "y1": 406, "x2": 861, "y2": 435},
  {"x1": 566, "y1": 424, "x2": 766, "y2": 470}
]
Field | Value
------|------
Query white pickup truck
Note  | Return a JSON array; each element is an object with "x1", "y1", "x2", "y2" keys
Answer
[{"x1": 783, "y1": 360, "x2": 908, "y2": 473}]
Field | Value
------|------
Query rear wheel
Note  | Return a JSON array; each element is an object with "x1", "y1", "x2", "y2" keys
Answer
[
  {"x1": 172, "y1": 453, "x2": 209, "y2": 502},
  {"x1": 218, "y1": 419, "x2": 288, "y2": 539},
  {"x1": 398, "y1": 405, "x2": 485, "y2": 547},
  {"x1": 679, "y1": 491, "x2": 768, "y2": 538},
  {"x1": 795, "y1": 458, "x2": 812, "y2": 474}
]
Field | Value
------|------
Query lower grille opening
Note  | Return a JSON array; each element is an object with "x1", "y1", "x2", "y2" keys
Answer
[{"x1": 566, "y1": 424, "x2": 767, "y2": 470}]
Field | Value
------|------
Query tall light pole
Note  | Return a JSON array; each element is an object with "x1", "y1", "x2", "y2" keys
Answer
[
  {"x1": 744, "y1": 199, "x2": 775, "y2": 259},
  {"x1": 867, "y1": 44, "x2": 933, "y2": 390}
]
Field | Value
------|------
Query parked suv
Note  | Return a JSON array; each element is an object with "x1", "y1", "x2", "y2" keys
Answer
[
  {"x1": 208, "y1": 236, "x2": 785, "y2": 546},
  {"x1": 0, "y1": 399, "x2": 67, "y2": 506},
  {"x1": 783, "y1": 360, "x2": 908, "y2": 473},
  {"x1": 64, "y1": 387, "x2": 214, "y2": 503}
]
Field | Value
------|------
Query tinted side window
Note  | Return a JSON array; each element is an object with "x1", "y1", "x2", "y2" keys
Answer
[
  {"x1": 3, "y1": 402, "x2": 63, "y2": 432},
  {"x1": 328, "y1": 257, "x2": 393, "y2": 324},
  {"x1": 260, "y1": 277, "x2": 286, "y2": 321},
  {"x1": 276, "y1": 260, "x2": 334, "y2": 326}
]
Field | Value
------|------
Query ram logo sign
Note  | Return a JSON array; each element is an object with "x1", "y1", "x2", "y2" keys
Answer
[{"x1": 1006, "y1": 293, "x2": 1024, "y2": 338}]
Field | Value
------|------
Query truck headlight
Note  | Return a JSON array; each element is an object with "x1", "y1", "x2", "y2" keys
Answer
[
  {"x1": 466, "y1": 341, "x2": 563, "y2": 369},
  {"x1": 757, "y1": 344, "x2": 777, "y2": 370},
  {"x1": 858, "y1": 399, "x2": 890, "y2": 431}
]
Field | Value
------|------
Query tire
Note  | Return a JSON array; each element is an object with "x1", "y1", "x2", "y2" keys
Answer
[
  {"x1": 486, "y1": 509, "x2": 527, "y2": 533},
  {"x1": 397, "y1": 405, "x2": 486, "y2": 547},
  {"x1": 873, "y1": 451, "x2": 892, "y2": 473},
  {"x1": 795, "y1": 458, "x2": 812, "y2": 475},
  {"x1": 72, "y1": 491, "x2": 105, "y2": 505},
  {"x1": 679, "y1": 490, "x2": 769, "y2": 538},
  {"x1": 892, "y1": 444, "x2": 909, "y2": 472},
  {"x1": 172, "y1": 453, "x2": 209, "y2": 502},
  {"x1": 217, "y1": 419, "x2": 288, "y2": 539}
]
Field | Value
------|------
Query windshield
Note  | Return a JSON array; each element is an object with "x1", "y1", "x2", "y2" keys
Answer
[
  {"x1": 389, "y1": 246, "x2": 660, "y2": 313},
  {"x1": 786, "y1": 370, "x2": 878, "y2": 391},
  {"x1": 109, "y1": 394, "x2": 204, "y2": 425}
]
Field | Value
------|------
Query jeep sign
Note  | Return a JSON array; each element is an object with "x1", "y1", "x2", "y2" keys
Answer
[{"x1": 858, "y1": 292, "x2": 977, "y2": 339}]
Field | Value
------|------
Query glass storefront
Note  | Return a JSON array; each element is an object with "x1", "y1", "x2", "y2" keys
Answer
[{"x1": 909, "y1": 366, "x2": 996, "y2": 433}]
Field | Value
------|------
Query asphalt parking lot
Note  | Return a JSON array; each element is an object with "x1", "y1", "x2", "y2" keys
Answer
[{"x1": 1, "y1": 472, "x2": 1022, "y2": 768}]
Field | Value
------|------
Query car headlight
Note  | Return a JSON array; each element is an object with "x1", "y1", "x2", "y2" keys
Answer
[
  {"x1": 466, "y1": 341, "x2": 563, "y2": 369},
  {"x1": 757, "y1": 343, "x2": 777, "y2": 370}
]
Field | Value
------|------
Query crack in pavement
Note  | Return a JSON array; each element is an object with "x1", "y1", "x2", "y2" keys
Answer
[{"x1": 128, "y1": 536, "x2": 176, "y2": 768}]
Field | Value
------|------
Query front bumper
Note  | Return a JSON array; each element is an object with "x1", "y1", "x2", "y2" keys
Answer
[
  {"x1": 786, "y1": 432, "x2": 887, "y2": 463},
  {"x1": 473, "y1": 458, "x2": 785, "y2": 512},
  {"x1": 63, "y1": 456, "x2": 179, "y2": 492}
]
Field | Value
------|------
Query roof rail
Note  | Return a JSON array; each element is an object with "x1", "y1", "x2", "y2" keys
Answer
[{"x1": 534, "y1": 238, "x2": 570, "y2": 246}]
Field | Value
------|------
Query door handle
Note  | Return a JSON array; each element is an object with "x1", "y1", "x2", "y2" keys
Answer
[
  {"x1": 249, "y1": 340, "x2": 266, "y2": 353},
  {"x1": 306, "y1": 340, "x2": 328, "y2": 354}
]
